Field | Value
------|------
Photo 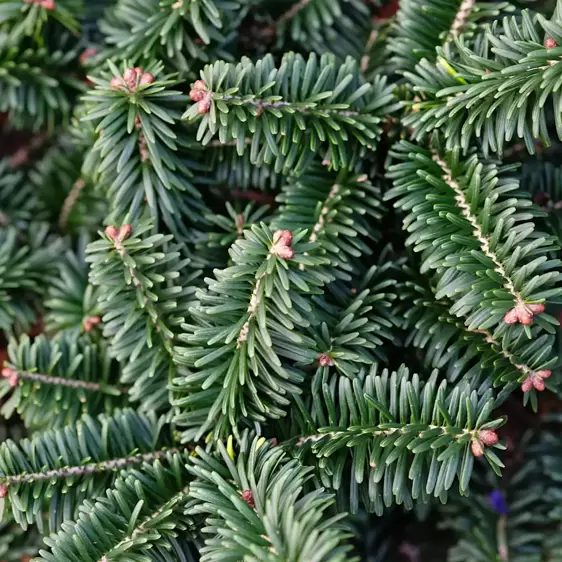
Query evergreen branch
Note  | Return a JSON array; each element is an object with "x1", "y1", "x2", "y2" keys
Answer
[
  {"x1": 389, "y1": 0, "x2": 515, "y2": 74},
  {"x1": 37, "y1": 455, "x2": 197, "y2": 562},
  {"x1": 0, "y1": 0, "x2": 83, "y2": 41},
  {"x1": 386, "y1": 140, "x2": 562, "y2": 336},
  {"x1": 44, "y1": 240, "x2": 103, "y2": 337},
  {"x1": 173, "y1": 223, "x2": 332, "y2": 440},
  {"x1": 96, "y1": 485, "x2": 190, "y2": 561},
  {"x1": 441, "y1": 432, "x2": 560, "y2": 561},
  {"x1": 58, "y1": 177, "x2": 86, "y2": 231},
  {"x1": 0, "y1": 409, "x2": 174, "y2": 532},
  {"x1": 431, "y1": 151, "x2": 524, "y2": 307},
  {"x1": 2, "y1": 366, "x2": 125, "y2": 394},
  {"x1": 0, "y1": 223, "x2": 64, "y2": 335},
  {"x1": 0, "y1": 37, "x2": 85, "y2": 131},
  {"x1": 404, "y1": 10, "x2": 562, "y2": 156},
  {"x1": 273, "y1": 164, "x2": 384, "y2": 280},
  {"x1": 82, "y1": 61, "x2": 207, "y2": 237},
  {"x1": 306, "y1": 261, "x2": 403, "y2": 374},
  {"x1": 291, "y1": 365, "x2": 505, "y2": 515},
  {"x1": 99, "y1": 0, "x2": 249, "y2": 64},
  {"x1": 183, "y1": 52, "x2": 400, "y2": 173},
  {"x1": 1, "y1": 333, "x2": 125, "y2": 429},
  {"x1": 87, "y1": 219, "x2": 198, "y2": 412},
  {"x1": 262, "y1": 0, "x2": 374, "y2": 60},
  {"x1": 402, "y1": 278, "x2": 558, "y2": 403},
  {"x1": 274, "y1": 0, "x2": 313, "y2": 28},
  {"x1": 1, "y1": 448, "x2": 179, "y2": 485},
  {"x1": 187, "y1": 434, "x2": 357, "y2": 561}
]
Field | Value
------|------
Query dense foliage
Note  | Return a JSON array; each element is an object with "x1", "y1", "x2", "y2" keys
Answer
[{"x1": 1, "y1": 0, "x2": 562, "y2": 560}]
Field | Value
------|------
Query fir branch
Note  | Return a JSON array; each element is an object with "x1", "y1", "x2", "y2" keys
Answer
[
  {"x1": 1, "y1": 367, "x2": 126, "y2": 395},
  {"x1": 1, "y1": 448, "x2": 180, "y2": 486},
  {"x1": 173, "y1": 223, "x2": 331, "y2": 440},
  {"x1": 386, "y1": 140, "x2": 562, "y2": 336},
  {"x1": 37, "y1": 457, "x2": 197, "y2": 562},
  {"x1": 0, "y1": 409, "x2": 174, "y2": 532},
  {"x1": 290, "y1": 365, "x2": 505, "y2": 515},
  {"x1": 87, "y1": 219, "x2": 197, "y2": 412},
  {"x1": 187, "y1": 434, "x2": 356, "y2": 562},
  {"x1": 184, "y1": 52, "x2": 400, "y2": 173},
  {"x1": 431, "y1": 151, "x2": 524, "y2": 308},
  {"x1": 404, "y1": 10, "x2": 562, "y2": 155}
]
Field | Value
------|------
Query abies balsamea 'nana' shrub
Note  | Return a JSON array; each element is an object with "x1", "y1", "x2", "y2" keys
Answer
[{"x1": 4, "y1": 0, "x2": 562, "y2": 560}]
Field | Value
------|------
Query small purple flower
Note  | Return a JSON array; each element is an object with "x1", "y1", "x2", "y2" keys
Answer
[{"x1": 488, "y1": 489, "x2": 508, "y2": 515}]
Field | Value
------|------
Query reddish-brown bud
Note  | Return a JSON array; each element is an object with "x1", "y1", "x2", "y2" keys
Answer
[
  {"x1": 189, "y1": 88, "x2": 205, "y2": 102},
  {"x1": 504, "y1": 302, "x2": 545, "y2": 325},
  {"x1": 197, "y1": 95, "x2": 212, "y2": 114},
  {"x1": 118, "y1": 224, "x2": 132, "y2": 241},
  {"x1": 79, "y1": 47, "x2": 97, "y2": 64},
  {"x1": 83, "y1": 316, "x2": 101, "y2": 332},
  {"x1": 241, "y1": 489, "x2": 255, "y2": 508},
  {"x1": 534, "y1": 191, "x2": 550, "y2": 206},
  {"x1": 2, "y1": 367, "x2": 15, "y2": 379},
  {"x1": 110, "y1": 77, "x2": 124, "y2": 89},
  {"x1": 270, "y1": 438, "x2": 278, "y2": 447},
  {"x1": 139, "y1": 72, "x2": 154, "y2": 86},
  {"x1": 123, "y1": 68, "x2": 138, "y2": 89},
  {"x1": 318, "y1": 353, "x2": 334, "y2": 367},
  {"x1": 471, "y1": 439, "x2": 485, "y2": 457},
  {"x1": 478, "y1": 430, "x2": 498, "y2": 446},
  {"x1": 546, "y1": 38, "x2": 558, "y2": 49},
  {"x1": 521, "y1": 369, "x2": 552, "y2": 393},
  {"x1": 105, "y1": 225, "x2": 119, "y2": 240},
  {"x1": 273, "y1": 230, "x2": 293, "y2": 247},
  {"x1": 0, "y1": 483, "x2": 7, "y2": 498}
]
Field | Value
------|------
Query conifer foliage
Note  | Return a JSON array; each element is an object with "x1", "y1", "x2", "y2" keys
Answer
[{"x1": 1, "y1": 0, "x2": 562, "y2": 560}]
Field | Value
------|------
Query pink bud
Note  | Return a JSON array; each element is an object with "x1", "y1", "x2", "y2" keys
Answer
[
  {"x1": 83, "y1": 316, "x2": 101, "y2": 332},
  {"x1": 139, "y1": 73, "x2": 154, "y2": 86},
  {"x1": 0, "y1": 484, "x2": 7, "y2": 498},
  {"x1": 504, "y1": 302, "x2": 545, "y2": 325},
  {"x1": 318, "y1": 353, "x2": 334, "y2": 367},
  {"x1": 273, "y1": 230, "x2": 293, "y2": 246},
  {"x1": 478, "y1": 430, "x2": 498, "y2": 446},
  {"x1": 110, "y1": 77, "x2": 124, "y2": 89},
  {"x1": 190, "y1": 88, "x2": 205, "y2": 102},
  {"x1": 471, "y1": 439, "x2": 484, "y2": 457},
  {"x1": 1, "y1": 367, "x2": 15, "y2": 379},
  {"x1": 521, "y1": 377, "x2": 534, "y2": 393},
  {"x1": 79, "y1": 47, "x2": 97, "y2": 64},
  {"x1": 123, "y1": 68, "x2": 136, "y2": 81},
  {"x1": 533, "y1": 377, "x2": 546, "y2": 391},
  {"x1": 503, "y1": 308, "x2": 519, "y2": 324},
  {"x1": 123, "y1": 68, "x2": 138, "y2": 89},
  {"x1": 528, "y1": 303, "x2": 545, "y2": 315},
  {"x1": 105, "y1": 225, "x2": 119, "y2": 240},
  {"x1": 41, "y1": 0, "x2": 55, "y2": 9},
  {"x1": 197, "y1": 96, "x2": 212, "y2": 114},
  {"x1": 535, "y1": 369, "x2": 552, "y2": 379},
  {"x1": 193, "y1": 80, "x2": 206, "y2": 90},
  {"x1": 118, "y1": 224, "x2": 132, "y2": 241},
  {"x1": 276, "y1": 246, "x2": 294, "y2": 259},
  {"x1": 546, "y1": 38, "x2": 558, "y2": 49}
]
